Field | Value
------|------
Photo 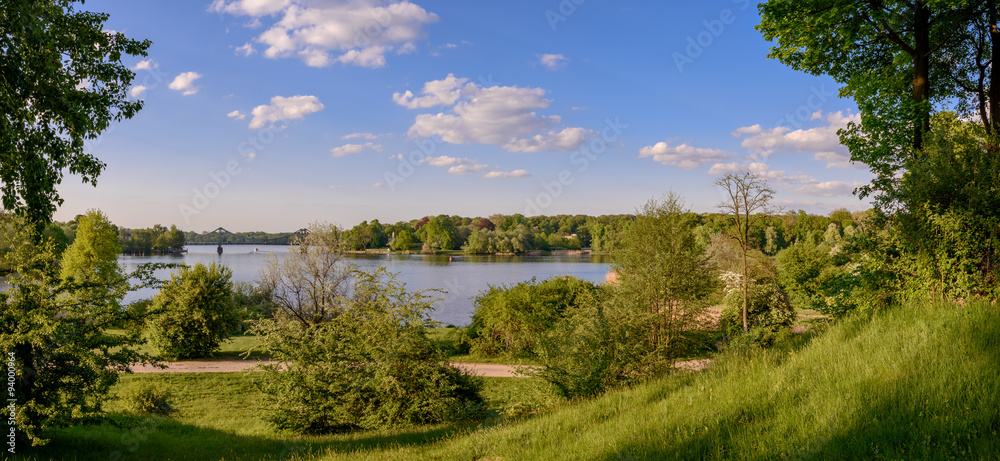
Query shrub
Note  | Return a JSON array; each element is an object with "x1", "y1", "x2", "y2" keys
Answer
[
  {"x1": 720, "y1": 282, "x2": 795, "y2": 341},
  {"x1": 252, "y1": 267, "x2": 484, "y2": 434},
  {"x1": 465, "y1": 276, "x2": 599, "y2": 358},
  {"x1": 538, "y1": 194, "x2": 717, "y2": 398},
  {"x1": 119, "y1": 383, "x2": 174, "y2": 416},
  {"x1": 231, "y1": 280, "x2": 278, "y2": 332},
  {"x1": 146, "y1": 263, "x2": 240, "y2": 360}
]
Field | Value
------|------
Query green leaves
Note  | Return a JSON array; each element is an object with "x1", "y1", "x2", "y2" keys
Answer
[
  {"x1": 252, "y1": 267, "x2": 483, "y2": 434},
  {"x1": 145, "y1": 263, "x2": 240, "y2": 360},
  {"x1": 0, "y1": 0, "x2": 150, "y2": 224}
]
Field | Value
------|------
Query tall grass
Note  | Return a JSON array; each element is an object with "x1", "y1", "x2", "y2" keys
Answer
[
  {"x1": 334, "y1": 300, "x2": 1000, "y2": 459},
  {"x1": 25, "y1": 300, "x2": 1000, "y2": 460}
]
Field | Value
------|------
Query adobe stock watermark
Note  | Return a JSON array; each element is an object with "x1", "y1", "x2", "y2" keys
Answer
[
  {"x1": 178, "y1": 124, "x2": 286, "y2": 223},
  {"x1": 108, "y1": 416, "x2": 159, "y2": 461},
  {"x1": 773, "y1": 85, "x2": 838, "y2": 129},
  {"x1": 673, "y1": 0, "x2": 752, "y2": 73},
  {"x1": 381, "y1": 75, "x2": 499, "y2": 192},
  {"x1": 546, "y1": 0, "x2": 588, "y2": 31},
  {"x1": 523, "y1": 117, "x2": 627, "y2": 215}
]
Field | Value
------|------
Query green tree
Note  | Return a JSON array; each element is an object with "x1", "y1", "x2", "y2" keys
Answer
[
  {"x1": 716, "y1": 172, "x2": 777, "y2": 332},
  {"x1": 59, "y1": 209, "x2": 125, "y2": 308},
  {"x1": 252, "y1": 267, "x2": 482, "y2": 434},
  {"x1": 539, "y1": 194, "x2": 717, "y2": 398},
  {"x1": 420, "y1": 215, "x2": 459, "y2": 251},
  {"x1": 0, "y1": 1, "x2": 150, "y2": 227},
  {"x1": 165, "y1": 225, "x2": 185, "y2": 252},
  {"x1": 146, "y1": 263, "x2": 240, "y2": 360},
  {"x1": 465, "y1": 276, "x2": 599, "y2": 358},
  {"x1": 0, "y1": 223, "x2": 152, "y2": 444},
  {"x1": 390, "y1": 229, "x2": 415, "y2": 252}
]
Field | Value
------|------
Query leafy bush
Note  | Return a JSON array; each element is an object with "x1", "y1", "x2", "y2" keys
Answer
[
  {"x1": 465, "y1": 276, "x2": 599, "y2": 358},
  {"x1": 146, "y1": 263, "x2": 241, "y2": 360},
  {"x1": 538, "y1": 194, "x2": 717, "y2": 398},
  {"x1": 720, "y1": 282, "x2": 795, "y2": 341},
  {"x1": 230, "y1": 280, "x2": 278, "y2": 332},
  {"x1": 119, "y1": 383, "x2": 174, "y2": 416},
  {"x1": 252, "y1": 267, "x2": 483, "y2": 434}
]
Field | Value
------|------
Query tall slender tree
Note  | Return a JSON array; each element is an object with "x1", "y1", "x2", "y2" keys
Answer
[{"x1": 715, "y1": 172, "x2": 777, "y2": 332}]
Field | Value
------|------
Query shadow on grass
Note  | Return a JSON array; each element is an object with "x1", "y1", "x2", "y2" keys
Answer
[
  {"x1": 25, "y1": 414, "x2": 472, "y2": 461},
  {"x1": 602, "y1": 303, "x2": 1000, "y2": 460}
]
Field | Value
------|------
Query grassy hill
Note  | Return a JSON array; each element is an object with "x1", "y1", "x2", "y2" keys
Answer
[
  {"x1": 340, "y1": 300, "x2": 999, "y2": 460},
  {"x1": 29, "y1": 300, "x2": 999, "y2": 460}
]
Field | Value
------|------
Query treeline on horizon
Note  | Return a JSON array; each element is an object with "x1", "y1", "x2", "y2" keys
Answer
[{"x1": 1, "y1": 208, "x2": 868, "y2": 262}]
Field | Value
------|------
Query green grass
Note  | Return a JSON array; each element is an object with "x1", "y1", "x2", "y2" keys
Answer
[
  {"x1": 27, "y1": 300, "x2": 1000, "y2": 459},
  {"x1": 25, "y1": 373, "x2": 562, "y2": 460},
  {"x1": 116, "y1": 328, "x2": 464, "y2": 362},
  {"x1": 328, "y1": 300, "x2": 1000, "y2": 459}
]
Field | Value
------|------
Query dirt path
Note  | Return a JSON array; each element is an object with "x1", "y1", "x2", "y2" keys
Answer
[
  {"x1": 129, "y1": 359, "x2": 713, "y2": 377},
  {"x1": 129, "y1": 360, "x2": 533, "y2": 378}
]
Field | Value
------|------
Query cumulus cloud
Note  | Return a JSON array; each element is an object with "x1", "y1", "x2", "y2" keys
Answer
[
  {"x1": 417, "y1": 155, "x2": 528, "y2": 177},
  {"x1": 129, "y1": 85, "x2": 147, "y2": 98},
  {"x1": 638, "y1": 142, "x2": 730, "y2": 169},
  {"x1": 168, "y1": 72, "x2": 202, "y2": 95},
  {"x1": 537, "y1": 53, "x2": 569, "y2": 70},
  {"x1": 209, "y1": 0, "x2": 439, "y2": 68},
  {"x1": 398, "y1": 75, "x2": 592, "y2": 152},
  {"x1": 330, "y1": 142, "x2": 382, "y2": 157},
  {"x1": 794, "y1": 181, "x2": 863, "y2": 197},
  {"x1": 420, "y1": 155, "x2": 475, "y2": 167},
  {"x1": 484, "y1": 169, "x2": 531, "y2": 179},
  {"x1": 707, "y1": 161, "x2": 860, "y2": 197},
  {"x1": 248, "y1": 95, "x2": 324, "y2": 129},
  {"x1": 133, "y1": 59, "x2": 157, "y2": 71},
  {"x1": 733, "y1": 111, "x2": 860, "y2": 168},
  {"x1": 227, "y1": 110, "x2": 246, "y2": 120},
  {"x1": 236, "y1": 43, "x2": 257, "y2": 56},
  {"x1": 342, "y1": 132, "x2": 380, "y2": 140},
  {"x1": 393, "y1": 73, "x2": 469, "y2": 108},
  {"x1": 448, "y1": 163, "x2": 492, "y2": 175}
]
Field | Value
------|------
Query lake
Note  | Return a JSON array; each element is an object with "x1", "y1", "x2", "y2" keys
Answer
[{"x1": 120, "y1": 245, "x2": 612, "y2": 326}]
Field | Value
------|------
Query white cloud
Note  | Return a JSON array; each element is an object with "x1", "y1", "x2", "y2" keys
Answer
[
  {"x1": 133, "y1": 59, "x2": 157, "y2": 71},
  {"x1": 227, "y1": 110, "x2": 246, "y2": 120},
  {"x1": 420, "y1": 155, "x2": 475, "y2": 167},
  {"x1": 400, "y1": 76, "x2": 592, "y2": 153},
  {"x1": 733, "y1": 111, "x2": 860, "y2": 168},
  {"x1": 248, "y1": 95, "x2": 324, "y2": 129},
  {"x1": 342, "y1": 132, "x2": 379, "y2": 140},
  {"x1": 484, "y1": 169, "x2": 531, "y2": 179},
  {"x1": 128, "y1": 85, "x2": 147, "y2": 98},
  {"x1": 168, "y1": 72, "x2": 202, "y2": 96},
  {"x1": 638, "y1": 142, "x2": 730, "y2": 169},
  {"x1": 447, "y1": 164, "x2": 491, "y2": 175},
  {"x1": 236, "y1": 43, "x2": 257, "y2": 56},
  {"x1": 330, "y1": 142, "x2": 382, "y2": 157},
  {"x1": 393, "y1": 73, "x2": 469, "y2": 109},
  {"x1": 707, "y1": 161, "x2": 859, "y2": 197},
  {"x1": 538, "y1": 53, "x2": 569, "y2": 70},
  {"x1": 794, "y1": 181, "x2": 863, "y2": 197},
  {"x1": 210, "y1": 0, "x2": 439, "y2": 68}
]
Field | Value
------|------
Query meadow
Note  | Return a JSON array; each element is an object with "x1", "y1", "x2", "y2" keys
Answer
[{"x1": 25, "y1": 299, "x2": 999, "y2": 460}]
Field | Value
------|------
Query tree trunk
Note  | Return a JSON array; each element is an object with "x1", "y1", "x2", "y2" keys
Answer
[
  {"x1": 742, "y1": 247, "x2": 749, "y2": 332},
  {"x1": 912, "y1": 2, "x2": 931, "y2": 151},
  {"x1": 989, "y1": 0, "x2": 1000, "y2": 136}
]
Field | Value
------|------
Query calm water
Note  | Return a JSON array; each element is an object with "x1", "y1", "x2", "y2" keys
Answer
[{"x1": 120, "y1": 245, "x2": 612, "y2": 326}]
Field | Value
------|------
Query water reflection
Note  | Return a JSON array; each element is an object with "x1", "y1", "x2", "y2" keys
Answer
[{"x1": 117, "y1": 245, "x2": 612, "y2": 326}]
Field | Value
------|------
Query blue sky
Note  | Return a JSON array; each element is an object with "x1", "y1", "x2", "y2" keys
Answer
[{"x1": 54, "y1": 0, "x2": 872, "y2": 233}]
